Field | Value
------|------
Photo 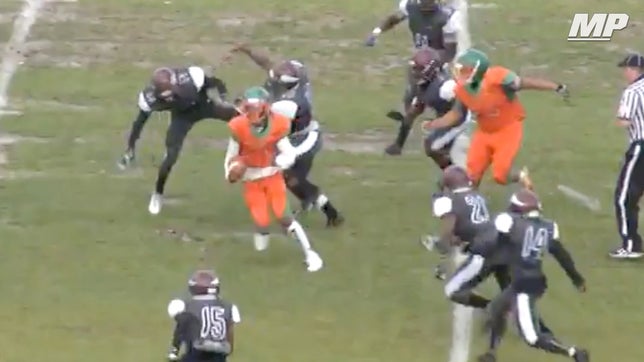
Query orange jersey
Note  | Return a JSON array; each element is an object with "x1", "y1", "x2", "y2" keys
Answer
[
  {"x1": 228, "y1": 112, "x2": 291, "y2": 168},
  {"x1": 455, "y1": 66, "x2": 526, "y2": 133}
]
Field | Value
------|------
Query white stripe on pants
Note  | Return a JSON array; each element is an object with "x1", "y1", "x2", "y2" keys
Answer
[
  {"x1": 444, "y1": 254, "x2": 485, "y2": 297},
  {"x1": 617, "y1": 143, "x2": 641, "y2": 250},
  {"x1": 516, "y1": 293, "x2": 538, "y2": 345}
]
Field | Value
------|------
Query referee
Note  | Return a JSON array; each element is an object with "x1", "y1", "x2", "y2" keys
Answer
[{"x1": 610, "y1": 53, "x2": 644, "y2": 259}]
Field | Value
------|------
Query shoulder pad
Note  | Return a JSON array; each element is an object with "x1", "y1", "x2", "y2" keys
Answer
[
  {"x1": 494, "y1": 212, "x2": 513, "y2": 233},
  {"x1": 439, "y1": 79, "x2": 457, "y2": 101},
  {"x1": 433, "y1": 196, "x2": 453, "y2": 218},
  {"x1": 271, "y1": 100, "x2": 298, "y2": 120},
  {"x1": 167, "y1": 298, "x2": 186, "y2": 318}
]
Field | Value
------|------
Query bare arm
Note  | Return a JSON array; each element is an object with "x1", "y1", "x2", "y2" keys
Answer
[
  {"x1": 224, "y1": 137, "x2": 240, "y2": 178},
  {"x1": 516, "y1": 77, "x2": 559, "y2": 91},
  {"x1": 423, "y1": 106, "x2": 464, "y2": 130},
  {"x1": 237, "y1": 45, "x2": 274, "y2": 71},
  {"x1": 393, "y1": 100, "x2": 425, "y2": 148},
  {"x1": 377, "y1": 11, "x2": 407, "y2": 33}
]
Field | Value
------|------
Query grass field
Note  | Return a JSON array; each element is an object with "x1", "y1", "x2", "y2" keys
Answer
[{"x1": 0, "y1": 0, "x2": 643, "y2": 361}]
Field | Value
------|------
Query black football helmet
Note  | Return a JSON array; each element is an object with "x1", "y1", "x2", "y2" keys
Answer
[
  {"x1": 509, "y1": 189, "x2": 542, "y2": 214},
  {"x1": 188, "y1": 269, "x2": 220, "y2": 295},
  {"x1": 439, "y1": 165, "x2": 472, "y2": 192},
  {"x1": 410, "y1": 47, "x2": 443, "y2": 85}
]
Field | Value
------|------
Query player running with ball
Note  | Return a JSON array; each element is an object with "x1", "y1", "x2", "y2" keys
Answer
[
  {"x1": 424, "y1": 48, "x2": 569, "y2": 188},
  {"x1": 223, "y1": 86, "x2": 323, "y2": 272}
]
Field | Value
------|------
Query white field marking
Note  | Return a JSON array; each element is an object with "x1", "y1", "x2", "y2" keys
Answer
[
  {"x1": 557, "y1": 184, "x2": 602, "y2": 211},
  {"x1": 448, "y1": 1, "x2": 474, "y2": 362},
  {"x1": 0, "y1": 0, "x2": 44, "y2": 173},
  {"x1": 0, "y1": 0, "x2": 45, "y2": 111}
]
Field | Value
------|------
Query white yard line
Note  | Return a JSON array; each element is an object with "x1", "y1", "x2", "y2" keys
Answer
[
  {"x1": 0, "y1": 0, "x2": 45, "y2": 114},
  {"x1": 448, "y1": 1, "x2": 474, "y2": 362},
  {"x1": 557, "y1": 184, "x2": 602, "y2": 211}
]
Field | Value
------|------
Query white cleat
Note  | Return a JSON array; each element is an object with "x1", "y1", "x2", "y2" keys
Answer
[
  {"x1": 148, "y1": 192, "x2": 163, "y2": 215},
  {"x1": 305, "y1": 250, "x2": 323, "y2": 272}
]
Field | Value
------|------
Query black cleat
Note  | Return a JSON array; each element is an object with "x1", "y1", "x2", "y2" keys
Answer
[
  {"x1": 477, "y1": 352, "x2": 496, "y2": 362},
  {"x1": 326, "y1": 213, "x2": 345, "y2": 227},
  {"x1": 573, "y1": 348, "x2": 589, "y2": 362}
]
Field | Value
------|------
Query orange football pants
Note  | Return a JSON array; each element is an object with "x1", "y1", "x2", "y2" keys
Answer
[
  {"x1": 467, "y1": 120, "x2": 523, "y2": 185},
  {"x1": 243, "y1": 173, "x2": 290, "y2": 228}
]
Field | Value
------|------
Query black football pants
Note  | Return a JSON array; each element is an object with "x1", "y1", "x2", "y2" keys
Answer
[
  {"x1": 614, "y1": 141, "x2": 644, "y2": 252},
  {"x1": 156, "y1": 99, "x2": 237, "y2": 194}
]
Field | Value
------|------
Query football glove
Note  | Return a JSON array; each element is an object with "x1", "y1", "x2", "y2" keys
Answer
[{"x1": 117, "y1": 148, "x2": 135, "y2": 170}]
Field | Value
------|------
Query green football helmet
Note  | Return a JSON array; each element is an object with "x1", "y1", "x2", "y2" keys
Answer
[
  {"x1": 240, "y1": 86, "x2": 271, "y2": 125},
  {"x1": 453, "y1": 48, "x2": 490, "y2": 85}
]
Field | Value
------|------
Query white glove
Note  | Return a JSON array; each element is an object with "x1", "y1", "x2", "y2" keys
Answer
[{"x1": 275, "y1": 153, "x2": 295, "y2": 170}]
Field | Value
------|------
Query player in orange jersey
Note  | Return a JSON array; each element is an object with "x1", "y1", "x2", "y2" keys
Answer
[
  {"x1": 223, "y1": 86, "x2": 323, "y2": 272},
  {"x1": 423, "y1": 48, "x2": 569, "y2": 189}
]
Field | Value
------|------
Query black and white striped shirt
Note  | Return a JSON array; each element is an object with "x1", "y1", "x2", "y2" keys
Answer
[{"x1": 618, "y1": 75, "x2": 644, "y2": 142}]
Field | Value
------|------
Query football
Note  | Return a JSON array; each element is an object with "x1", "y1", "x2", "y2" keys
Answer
[{"x1": 227, "y1": 156, "x2": 247, "y2": 183}]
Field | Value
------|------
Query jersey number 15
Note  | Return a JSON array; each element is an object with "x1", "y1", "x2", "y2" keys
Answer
[{"x1": 200, "y1": 306, "x2": 227, "y2": 341}]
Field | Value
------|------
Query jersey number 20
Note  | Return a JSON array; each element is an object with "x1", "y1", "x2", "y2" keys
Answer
[
  {"x1": 200, "y1": 306, "x2": 227, "y2": 341},
  {"x1": 465, "y1": 194, "x2": 490, "y2": 224}
]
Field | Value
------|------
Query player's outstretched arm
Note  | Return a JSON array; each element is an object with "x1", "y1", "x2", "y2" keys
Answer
[
  {"x1": 365, "y1": 2, "x2": 407, "y2": 46},
  {"x1": 512, "y1": 76, "x2": 569, "y2": 98},
  {"x1": 422, "y1": 103, "x2": 464, "y2": 130},
  {"x1": 231, "y1": 44, "x2": 274, "y2": 72},
  {"x1": 275, "y1": 136, "x2": 297, "y2": 169},
  {"x1": 117, "y1": 92, "x2": 153, "y2": 169},
  {"x1": 548, "y1": 223, "x2": 586, "y2": 291}
]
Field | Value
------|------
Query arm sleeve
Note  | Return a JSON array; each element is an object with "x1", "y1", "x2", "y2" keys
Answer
[
  {"x1": 128, "y1": 92, "x2": 153, "y2": 149},
  {"x1": 276, "y1": 137, "x2": 297, "y2": 157},
  {"x1": 275, "y1": 137, "x2": 297, "y2": 169},
  {"x1": 204, "y1": 76, "x2": 229, "y2": 98},
  {"x1": 224, "y1": 137, "x2": 240, "y2": 177},
  {"x1": 432, "y1": 196, "x2": 453, "y2": 218},
  {"x1": 617, "y1": 88, "x2": 640, "y2": 120},
  {"x1": 549, "y1": 238, "x2": 585, "y2": 287},
  {"x1": 442, "y1": 9, "x2": 461, "y2": 43},
  {"x1": 171, "y1": 312, "x2": 192, "y2": 350}
]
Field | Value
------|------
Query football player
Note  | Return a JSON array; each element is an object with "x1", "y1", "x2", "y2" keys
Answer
[
  {"x1": 365, "y1": 0, "x2": 461, "y2": 63},
  {"x1": 166, "y1": 269, "x2": 240, "y2": 362},
  {"x1": 118, "y1": 66, "x2": 238, "y2": 215},
  {"x1": 480, "y1": 189, "x2": 588, "y2": 362},
  {"x1": 424, "y1": 48, "x2": 569, "y2": 189},
  {"x1": 385, "y1": 47, "x2": 470, "y2": 171},
  {"x1": 223, "y1": 86, "x2": 324, "y2": 272},
  {"x1": 227, "y1": 44, "x2": 344, "y2": 227}
]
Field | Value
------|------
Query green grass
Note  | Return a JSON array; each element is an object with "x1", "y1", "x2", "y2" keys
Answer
[{"x1": 0, "y1": 0, "x2": 642, "y2": 361}]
